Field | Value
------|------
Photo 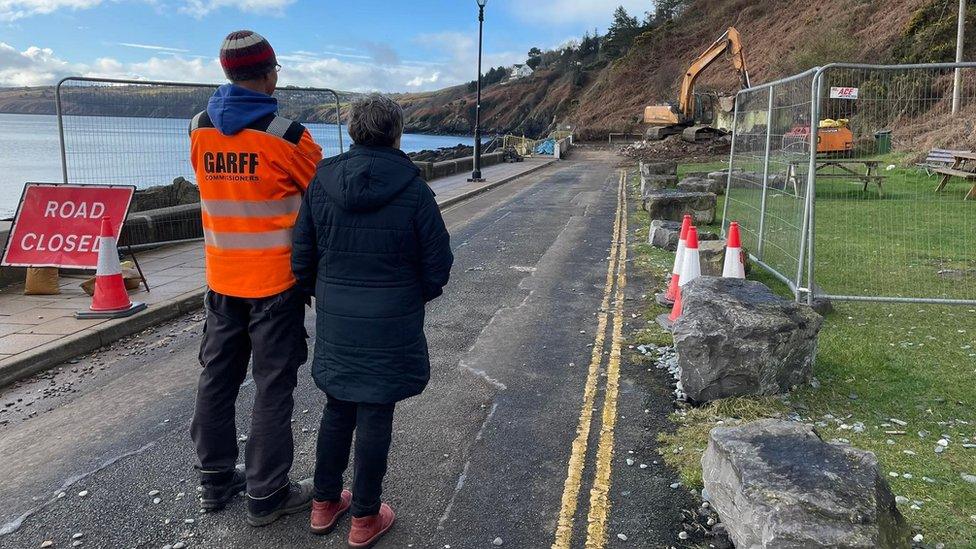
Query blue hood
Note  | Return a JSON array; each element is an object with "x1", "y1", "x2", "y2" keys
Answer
[{"x1": 206, "y1": 84, "x2": 278, "y2": 136}]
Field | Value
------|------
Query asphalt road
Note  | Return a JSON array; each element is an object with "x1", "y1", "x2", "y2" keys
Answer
[{"x1": 0, "y1": 149, "x2": 693, "y2": 549}]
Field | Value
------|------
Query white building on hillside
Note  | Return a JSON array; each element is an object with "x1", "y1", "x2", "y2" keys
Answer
[{"x1": 508, "y1": 64, "x2": 534, "y2": 81}]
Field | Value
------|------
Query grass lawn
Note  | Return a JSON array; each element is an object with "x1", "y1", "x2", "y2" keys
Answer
[{"x1": 626, "y1": 164, "x2": 976, "y2": 547}]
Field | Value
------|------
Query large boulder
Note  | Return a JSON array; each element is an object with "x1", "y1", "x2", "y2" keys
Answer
[
  {"x1": 639, "y1": 160, "x2": 677, "y2": 175},
  {"x1": 647, "y1": 220, "x2": 718, "y2": 251},
  {"x1": 702, "y1": 419, "x2": 911, "y2": 549},
  {"x1": 674, "y1": 277, "x2": 822, "y2": 402},
  {"x1": 130, "y1": 177, "x2": 200, "y2": 212},
  {"x1": 678, "y1": 176, "x2": 725, "y2": 195},
  {"x1": 642, "y1": 190, "x2": 716, "y2": 224},
  {"x1": 641, "y1": 174, "x2": 679, "y2": 195}
]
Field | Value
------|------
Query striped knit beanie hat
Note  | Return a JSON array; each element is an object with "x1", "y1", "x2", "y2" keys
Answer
[{"x1": 220, "y1": 30, "x2": 277, "y2": 82}]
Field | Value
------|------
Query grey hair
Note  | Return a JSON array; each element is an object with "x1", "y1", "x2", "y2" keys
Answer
[{"x1": 347, "y1": 93, "x2": 404, "y2": 147}]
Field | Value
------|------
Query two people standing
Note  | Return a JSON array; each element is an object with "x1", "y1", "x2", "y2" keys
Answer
[{"x1": 188, "y1": 30, "x2": 453, "y2": 547}]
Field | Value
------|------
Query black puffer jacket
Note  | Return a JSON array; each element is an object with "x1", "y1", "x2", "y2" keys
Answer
[{"x1": 291, "y1": 145, "x2": 453, "y2": 404}]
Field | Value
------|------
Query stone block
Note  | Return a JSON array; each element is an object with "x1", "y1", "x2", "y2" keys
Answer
[
  {"x1": 642, "y1": 190, "x2": 716, "y2": 224},
  {"x1": 647, "y1": 220, "x2": 718, "y2": 251},
  {"x1": 702, "y1": 419, "x2": 911, "y2": 549},
  {"x1": 674, "y1": 277, "x2": 822, "y2": 402}
]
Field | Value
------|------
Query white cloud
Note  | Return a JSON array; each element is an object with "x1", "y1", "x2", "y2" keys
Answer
[
  {"x1": 178, "y1": 0, "x2": 294, "y2": 17},
  {"x1": 0, "y1": 0, "x2": 103, "y2": 21},
  {"x1": 116, "y1": 42, "x2": 190, "y2": 53},
  {"x1": 0, "y1": 33, "x2": 525, "y2": 92},
  {"x1": 503, "y1": 0, "x2": 651, "y2": 26},
  {"x1": 0, "y1": 0, "x2": 297, "y2": 20}
]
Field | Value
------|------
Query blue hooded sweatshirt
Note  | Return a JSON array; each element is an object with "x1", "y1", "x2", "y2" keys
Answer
[{"x1": 206, "y1": 84, "x2": 279, "y2": 136}]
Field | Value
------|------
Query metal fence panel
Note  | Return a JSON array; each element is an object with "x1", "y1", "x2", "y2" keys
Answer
[
  {"x1": 723, "y1": 70, "x2": 817, "y2": 295},
  {"x1": 809, "y1": 64, "x2": 976, "y2": 304},
  {"x1": 54, "y1": 77, "x2": 344, "y2": 247}
]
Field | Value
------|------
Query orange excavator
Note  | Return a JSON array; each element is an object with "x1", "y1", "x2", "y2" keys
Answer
[{"x1": 644, "y1": 27, "x2": 751, "y2": 142}]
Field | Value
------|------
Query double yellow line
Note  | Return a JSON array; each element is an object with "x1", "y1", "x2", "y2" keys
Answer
[{"x1": 551, "y1": 171, "x2": 628, "y2": 549}]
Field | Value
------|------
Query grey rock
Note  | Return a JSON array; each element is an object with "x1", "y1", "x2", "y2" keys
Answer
[
  {"x1": 674, "y1": 277, "x2": 823, "y2": 403},
  {"x1": 642, "y1": 190, "x2": 717, "y2": 224},
  {"x1": 702, "y1": 419, "x2": 911, "y2": 549},
  {"x1": 640, "y1": 173, "x2": 679, "y2": 195},
  {"x1": 678, "y1": 176, "x2": 725, "y2": 195},
  {"x1": 647, "y1": 220, "x2": 718, "y2": 251},
  {"x1": 698, "y1": 240, "x2": 749, "y2": 277},
  {"x1": 639, "y1": 160, "x2": 677, "y2": 176},
  {"x1": 707, "y1": 170, "x2": 729, "y2": 182}
]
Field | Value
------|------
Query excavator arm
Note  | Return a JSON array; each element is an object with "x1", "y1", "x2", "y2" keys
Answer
[{"x1": 677, "y1": 26, "x2": 751, "y2": 120}]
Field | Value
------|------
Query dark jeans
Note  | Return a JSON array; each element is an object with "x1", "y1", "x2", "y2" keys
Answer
[
  {"x1": 314, "y1": 396, "x2": 395, "y2": 517},
  {"x1": 190, "y1": 288, "x2": 308, "y2": 498}
]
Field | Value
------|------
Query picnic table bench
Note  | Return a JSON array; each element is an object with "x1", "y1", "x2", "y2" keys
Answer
[
  {"x1": 786, "y1": 160, "x2": 886, "y2": 196},
  {"x1": 917, "y1": 148, "x2": 971, "y2": 174},
  {"x1": 932, "y1": 151, "x2": 976, "y2": 200}
]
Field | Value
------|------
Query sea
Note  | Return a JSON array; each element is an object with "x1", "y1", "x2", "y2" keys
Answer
[{"x1": 0, "y1": 113, "x2": 475, "y2": 219}]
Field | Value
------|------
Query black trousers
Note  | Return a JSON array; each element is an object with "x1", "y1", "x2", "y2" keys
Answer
[
  {"x1": 190, "y1": 288, "x2": 308, "y2": 498},
  {"x1": 314, "y1": 396, "x2": 395, "y2": 517}
]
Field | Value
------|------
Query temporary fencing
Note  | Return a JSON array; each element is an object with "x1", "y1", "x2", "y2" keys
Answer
[
  {"x1": 54, "y1": 77, "x2": 344, "y2": 248},
  {"x1": 724, "y1": 63, "x2": 976, "y2": 305}
]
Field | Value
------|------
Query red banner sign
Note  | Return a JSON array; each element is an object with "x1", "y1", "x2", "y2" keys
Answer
[{"x1": 2, "y1": 183, "x2": 135, "y2": 268}]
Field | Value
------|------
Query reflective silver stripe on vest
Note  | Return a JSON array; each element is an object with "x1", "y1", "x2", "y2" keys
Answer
[
  {"x1": 266, "y1": 116, "x2": 293, "y2": 139},
  {"x1": 204, "y1": 228, "x2": 293, "y2": 249},
  {"x1": 201, "y1": 194, "x2": 302, "y2": 218},
  {"x1": 190, "y1": 111, "x2": 205, "y2": 132}
]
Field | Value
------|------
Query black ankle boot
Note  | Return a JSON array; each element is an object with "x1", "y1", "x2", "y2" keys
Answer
[
  {"x1": 199, "y1": 464, "x2": 246, "y2": 511},
  {"x1": 246, "y1": 478, "x2": 314, "y2": 527}
]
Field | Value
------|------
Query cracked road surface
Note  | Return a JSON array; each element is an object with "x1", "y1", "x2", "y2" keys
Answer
[{"x1": 0, "y1": 149, "x2": 693, "y2": 549}]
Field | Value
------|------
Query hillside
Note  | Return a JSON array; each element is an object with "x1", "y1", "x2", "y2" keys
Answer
[
  {"x1": 1, "y1": 0, "x2": 972, "y2": 140},
  {"x1": 399, "y1": 0, "x2": 973, "y2": 139}
]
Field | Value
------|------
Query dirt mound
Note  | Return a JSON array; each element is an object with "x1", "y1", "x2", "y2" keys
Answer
[{"x1": 619, "y1": 135, "x2": 731, "y2": 163}]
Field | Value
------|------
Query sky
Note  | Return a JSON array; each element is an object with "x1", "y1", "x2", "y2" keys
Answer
[{"x1": 0, "y1": 0, "x2": 655, "y2": 92}]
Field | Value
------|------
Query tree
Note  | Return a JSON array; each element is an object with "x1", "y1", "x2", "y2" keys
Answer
[
  {"x1": 603, "y1": 6, "x2": 641, "y2": 59},
  {"x1": 649, "y1": 0, "x2": 689, "y2": 24},
  {"x1": 526, "y1": 46, "x2": 544, "y2": 69}
]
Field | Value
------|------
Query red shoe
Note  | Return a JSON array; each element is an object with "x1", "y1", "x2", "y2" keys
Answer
[
  {"x1": 309, "y1": 489, "x2": 352, "y2": 535},
  {"x1": 348, "y1": 503, "x2": 395, "y2": 548}
]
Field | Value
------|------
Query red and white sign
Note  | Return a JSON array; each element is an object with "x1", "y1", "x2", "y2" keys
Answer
[
  {"x1": 1, "y1": 183, "x2": 135, "y2": 268},
  {"x1": 829, "y1": 86, "x2": 859, "y2": 100}
]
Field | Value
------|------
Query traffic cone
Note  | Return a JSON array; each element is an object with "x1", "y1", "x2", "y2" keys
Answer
[
  {"x1": 76, "y1": 217, "x2": 146, "y2": 319},
  {"x1": 668, "y1": 226, "x2": 701, "y2": 323},
  {"x1": 722, "y1": 221, "x2": 746, "y2": 279},
  {"x1": 659, "y1": 214, "x2": 692, "y2": 306}
]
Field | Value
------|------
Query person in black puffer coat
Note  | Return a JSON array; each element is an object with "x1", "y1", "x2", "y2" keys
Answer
[{"x1": 291, "y1": 93, "x2": 452, "y2": 546}]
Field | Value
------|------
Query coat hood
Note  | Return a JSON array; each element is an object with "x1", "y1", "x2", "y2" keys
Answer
[
  {"x1": 316, "y1": 145, "x2": 421, "y2": 213},
  {"x1": 206, "y1": 83, "x2": 279, "y2": 136}
]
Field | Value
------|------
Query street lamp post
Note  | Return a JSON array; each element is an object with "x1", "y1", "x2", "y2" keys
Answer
[{"x1": 469, "y1": 0, "x2": 487, "y2": 182}]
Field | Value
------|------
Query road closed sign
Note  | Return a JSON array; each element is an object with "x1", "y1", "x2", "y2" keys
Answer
[{"x1": 1, "y1": 183, "x2": 135, "y2": 268}]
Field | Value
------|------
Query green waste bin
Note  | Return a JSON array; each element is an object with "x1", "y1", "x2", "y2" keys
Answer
[{"x1": 875, "y1": 130, "x2": 892, "y2": 154}]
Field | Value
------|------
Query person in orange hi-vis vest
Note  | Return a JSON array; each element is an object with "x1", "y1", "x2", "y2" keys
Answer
[{"x1": 188, "y1": 30, "x2": 322, "y2": 527}]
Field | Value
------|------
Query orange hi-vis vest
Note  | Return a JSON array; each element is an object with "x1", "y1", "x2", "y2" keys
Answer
[{"x1": 190, "y1": 111, "x2": 323, "y2": 298}]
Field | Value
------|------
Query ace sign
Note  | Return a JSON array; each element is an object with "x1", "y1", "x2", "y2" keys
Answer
[
  {"x1": 1, "y1": 183, "x2": 135, "y2": 268},
  {"x1": 829, "y1": 86, "x2": 859, "y2": 100}
]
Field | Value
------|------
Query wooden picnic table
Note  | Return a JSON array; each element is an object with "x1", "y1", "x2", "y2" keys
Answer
[
  {"x1": 785, "y1": 159, "x2": 886, "y2": 196},
  {"x1": 933, "y1": 151, "x2": 976, "y2": 200}
]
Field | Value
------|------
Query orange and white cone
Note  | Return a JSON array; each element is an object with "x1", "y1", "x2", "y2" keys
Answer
[
  {"x1": 722, "y1": 221, "x2": 746, "y2": 279},
  {"x1": 663, "y1": 214, "x2": 692, "y2": 304},
  {"x1": 668, "y1": 226, "x2": 701, "y2": 323},
  {"x1": 76, "y1": 217, "x2": 146, "y2": 319}
]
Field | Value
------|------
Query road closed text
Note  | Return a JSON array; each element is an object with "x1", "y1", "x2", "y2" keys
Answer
[
  {"x1": 1, "y1": 184, "x2": 134, "y2": 268},
  {"x1": 19, "y1": 232, "x2": 100, "y2": 253}
]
